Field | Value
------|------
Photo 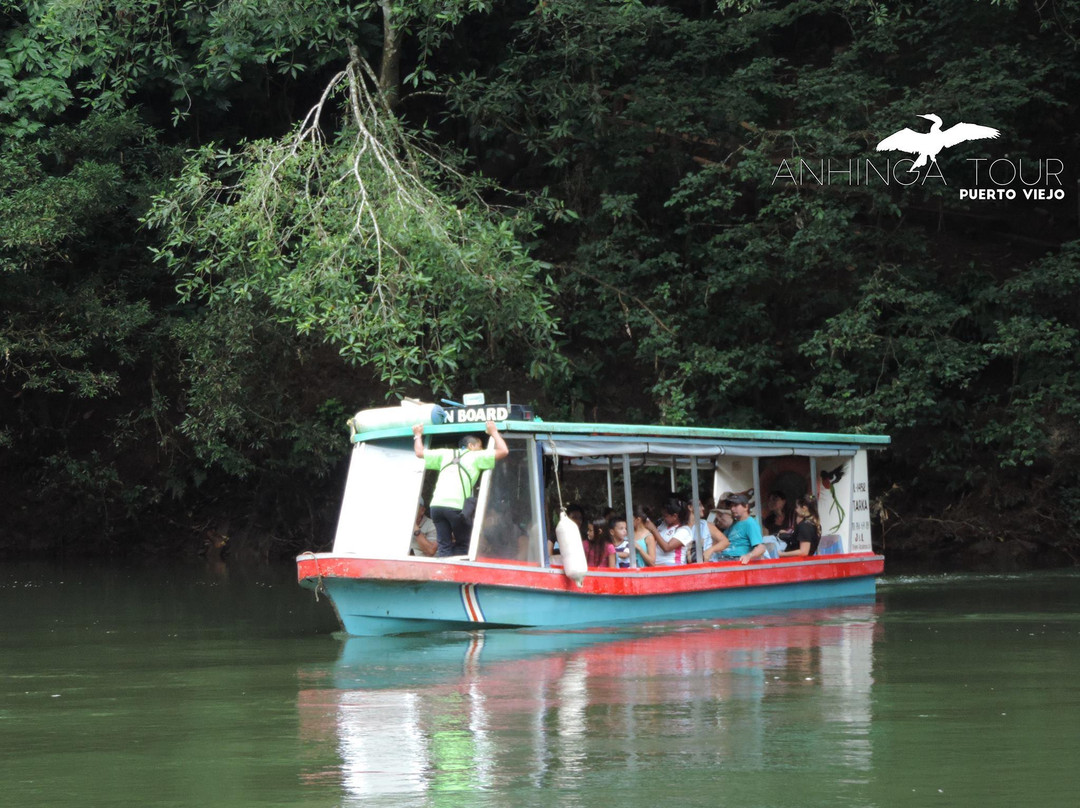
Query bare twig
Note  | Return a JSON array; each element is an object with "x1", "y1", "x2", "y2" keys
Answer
[{"x1": 565, "y1": 264, "x2": 675, "y2": 335}]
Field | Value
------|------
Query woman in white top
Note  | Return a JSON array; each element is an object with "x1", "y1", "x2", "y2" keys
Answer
[{"x1": 654, "y1": 498, "x2": 693, "y2": 566}]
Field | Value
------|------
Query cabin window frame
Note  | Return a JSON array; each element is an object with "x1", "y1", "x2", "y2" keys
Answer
[{"x1": 469, "y1": 434, "x2": 545, "y2": 565}]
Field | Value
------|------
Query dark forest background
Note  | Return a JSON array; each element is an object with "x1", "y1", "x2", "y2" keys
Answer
[{"x1": 3, "y1": 0, "x2": 1079, "y2": 568}]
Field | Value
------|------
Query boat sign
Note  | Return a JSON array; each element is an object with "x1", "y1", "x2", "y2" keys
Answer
[
  {"x1": 443, "y1": 405, "x2": 511, "y2": 424},
  {"x1": 442, "y1": 403, "x2": 534, "y2": 424}
]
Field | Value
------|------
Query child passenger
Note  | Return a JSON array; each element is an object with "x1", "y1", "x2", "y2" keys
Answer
[
  {"x1": 584, "y1": 517, "x2": 617, "y2": 569},
  {"x1": 609, "y1": 515, "x2": 631, "y2": 568}
]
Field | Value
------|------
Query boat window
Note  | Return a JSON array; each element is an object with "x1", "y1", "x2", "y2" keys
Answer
[
  {"x1": 332, "y1": 439, "x2": 422, "y2": 558},
  {"x1": 473, "y1": 437, "x2": 543, "y2": 565}
]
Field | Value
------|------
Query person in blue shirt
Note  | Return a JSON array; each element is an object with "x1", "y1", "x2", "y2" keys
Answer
[{"x1": 703, "y1": 493, "x2": 766, "y2": 564}]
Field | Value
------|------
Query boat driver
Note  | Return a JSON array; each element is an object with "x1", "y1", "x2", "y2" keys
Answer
[{"x1": 412, "y1": 420, "x2": 509, "y2": 556}]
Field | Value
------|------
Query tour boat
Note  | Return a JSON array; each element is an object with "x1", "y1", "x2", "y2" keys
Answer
[{"x1": 297, "y1": 398, "x2": 888, "y2": 635}]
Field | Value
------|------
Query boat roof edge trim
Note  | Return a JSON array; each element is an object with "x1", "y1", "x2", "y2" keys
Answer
[{"x1": 352, "y1": 420, "x2": 891, "y2": 446}]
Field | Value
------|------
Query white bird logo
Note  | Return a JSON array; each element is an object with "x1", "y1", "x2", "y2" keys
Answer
[{"x1": 876, "y1": 114, "x2": 1000, "y2": 169}]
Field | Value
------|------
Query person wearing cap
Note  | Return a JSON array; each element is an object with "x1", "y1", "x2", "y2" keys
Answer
[
  {"x1": 703, "y1": 493, "x2": 766, "y2": 564},
  {"x1": 411, "y1": 497, "x2": 438, "y2": 557},
  {"x1": 713, "y1": 508, "x2": 734, "y2": 533},
  {"x1": 703, "y1": 507, "x2": 733, "y2": 557}
]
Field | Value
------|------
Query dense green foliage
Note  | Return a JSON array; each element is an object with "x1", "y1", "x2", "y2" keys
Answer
[
  {"x1": 147, "y1": 60, "x2": 558, "y2": 393},
  {"x1": 2, "y1": 0, "x2": 1079, "y2": 564}
]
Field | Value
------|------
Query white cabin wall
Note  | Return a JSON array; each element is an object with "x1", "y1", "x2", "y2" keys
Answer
[
  {"x1": 849, "y1": 450, "x2": 872, "y2": 553},
  {"x1": 713, "y1": 457, "x2": 755, "y2": 505},
  {"x1": 818, "y1": 456, "x2": 853, "y2": 553},
  {"x1": 333, "y1": 441, "x2": 422, "y2": 557}
]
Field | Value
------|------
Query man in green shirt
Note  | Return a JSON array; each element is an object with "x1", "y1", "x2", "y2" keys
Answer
[{"x1": 413, "y1": 420, "x2": 509, "y2": 556}]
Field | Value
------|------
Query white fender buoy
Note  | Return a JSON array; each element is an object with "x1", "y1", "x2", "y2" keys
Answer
[{"x1": 556, "y1": 511, "x2": 587, "y2": 587}]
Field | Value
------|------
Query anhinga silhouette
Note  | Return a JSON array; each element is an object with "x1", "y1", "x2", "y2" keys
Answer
[{"x1": 876, "y1": 114, "x2": 1000, "y2": 169}]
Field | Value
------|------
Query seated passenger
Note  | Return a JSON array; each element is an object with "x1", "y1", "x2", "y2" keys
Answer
[
  {"x1": 763, "y1": 490, "x2": 795, "y2": 536},
  {"x1": 548, "y1": 501, "x2": 587, "y2": 558},
  {"x1": 701, "y1": 496, "x2": 716, "y2": 518},
  {"x1": 701, "y1": 507, "x2": 732, "y2": 560},
  {"x1": 654, "y1": 498, "x2": 693, "y2": 566},
  {"x1": 480, "y1": 500, "x2": 531, "y2": 560},
  {"x1": 703, "y1": 493, "x2": 766, "y2": 564},
  {"x1": 584, "y1": 517, "x2": 617, "y2": 568},
  {"x1": 608, "y1": 515, "x2": 632, "y2": 569},
  {"x1": 711, "y1": 507, "x2": 734, "y2": 534},
  {"x1": 411, "y1": 497, "x2": 438, "y2": 557},
  {"x1": 632, "y1": 506, "x2": 658, "y2": 567},
  {"x1": 686, "y1": 498, "x2": 713, "y2": 563},
  {"x1": 780, "y1": 496, "x2": 822, "y2": 557},
  {"x1": 567, "y1": 502, "x2": 587, "y2": 530}
]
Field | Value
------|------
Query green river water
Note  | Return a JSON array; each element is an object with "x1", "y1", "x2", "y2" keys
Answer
[{"x1": 1, "y1": 563, "x2": 1077, "y2": 807}]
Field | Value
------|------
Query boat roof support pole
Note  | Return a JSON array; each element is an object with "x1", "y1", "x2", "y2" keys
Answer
[
  {"x1": 606, "y1": 458, "x2": 614, "y2": 507},
  {"x1": 468, "y1": 437, "x2": 496, "y2": 562},
  {"x1": 622, "y1": 453, "x2": 636, "y2": 568},
  {"x1": 669, "y1": 458, "x2": 676, "y2": 491},
  {"x1": 845, "y1": 458, "x2": 856, "y2": 554},
  {"x1": 529, "y1": 438, "x2": 551, "y2": 568},
  {"x1": 690, "y1": 457, "x2": 703, "y2": 564},
  {"x1": 752, "y1": 455, "x2": 763, "y2": 530},
  {"x1": 810, "y1": 457, "x2": 818, "y2": 498}
]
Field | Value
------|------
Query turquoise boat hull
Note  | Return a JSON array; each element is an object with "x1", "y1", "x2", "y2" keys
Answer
[{"x1": 307, "y1": 563, "x2": 878, "y2": 636}]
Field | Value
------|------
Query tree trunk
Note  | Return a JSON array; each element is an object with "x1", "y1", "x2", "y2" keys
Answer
[{"x1": 378, "y1": 1, "x2": 404, "y2": 110}]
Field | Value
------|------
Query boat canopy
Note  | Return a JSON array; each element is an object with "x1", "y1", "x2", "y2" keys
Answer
[{"x1": 540, "y1": 439, "x2": 858, "y2": 468}]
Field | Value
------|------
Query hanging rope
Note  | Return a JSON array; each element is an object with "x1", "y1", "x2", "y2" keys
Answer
[{"x1": 547, "y1": 438, "x2": 566, "y2": 514}]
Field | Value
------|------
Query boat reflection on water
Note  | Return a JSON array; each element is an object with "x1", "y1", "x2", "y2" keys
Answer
[{"x1": 298, "y1": 600, "x2": 881, "y2": 804}]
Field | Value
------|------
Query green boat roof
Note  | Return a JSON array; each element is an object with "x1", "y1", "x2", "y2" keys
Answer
[{"x1": 354, "y1": 418, "x2": 890, "y2": 448}]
